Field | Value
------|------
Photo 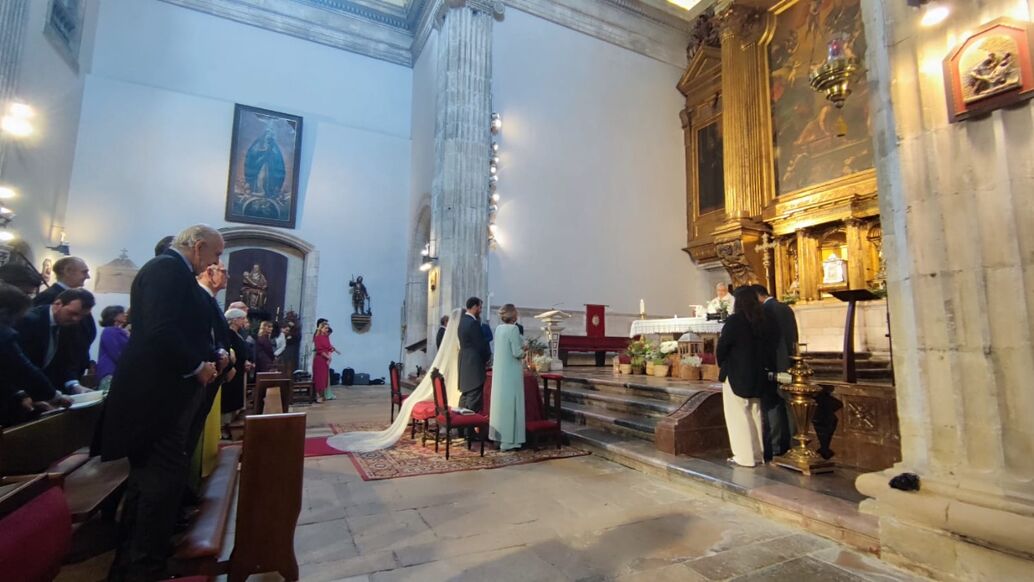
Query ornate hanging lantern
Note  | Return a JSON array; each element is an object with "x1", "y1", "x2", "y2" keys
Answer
[{"x1": 809, "y1": 37, "x2": 859, "y2": 136}]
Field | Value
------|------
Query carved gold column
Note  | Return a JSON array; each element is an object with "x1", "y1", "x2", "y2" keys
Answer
[
  {"x1": 797, "y1": 228, "x2": 820, "y2": 302},
  {"x1": 845, "y1": 218, "x2": 868, "y2": 290},
  {"x1": 717, "y1": 4, "x2": 775, "y2": 219}
]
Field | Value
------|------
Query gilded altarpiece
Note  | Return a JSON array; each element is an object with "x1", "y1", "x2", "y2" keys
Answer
[{"x1": 677, "y1": 1, "x2": 899, "y2": 471}]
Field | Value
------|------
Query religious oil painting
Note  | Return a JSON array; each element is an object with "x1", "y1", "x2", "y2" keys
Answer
[
  {"x1": 944, "y1": 19, "x2": 1034, "y2": 123},
  {"x1": 225, "y1": 104, "x2": 303, "y2": 229},
  {"x1": 696, "y1": 122, "x2": 725, "y2": 213},
  {"x1": 769, "y1": 0, "x2": 873, "y2": 195},
  {"x1": 45, "y1": 0, "x2": 86, "y2": 71}
]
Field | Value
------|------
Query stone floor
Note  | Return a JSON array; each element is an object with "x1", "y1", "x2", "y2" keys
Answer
[{"x1": 59, "y1": 386, "x2": 927, "y2": 581}]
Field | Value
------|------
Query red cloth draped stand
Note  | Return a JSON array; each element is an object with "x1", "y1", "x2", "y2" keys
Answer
[{"x1": 482, "y1": 371, "x2": 544, "y2": 422}]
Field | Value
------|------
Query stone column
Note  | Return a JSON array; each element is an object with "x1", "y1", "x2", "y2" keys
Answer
[
  {"x1": 844, "y1": 218, "x2": 868, "y2": 290},
  {"x1": 429, "y1": 0, "x2": 502, "y2": 322},
  {"x1": 0, "y1": 0, "x2": 28, "y2": 170},
  {"x1": 717, "y1": 4, "x2": 775, "y2": 219},
  {"x1": 856, "y1": 1, "x2": 1034, "y2": 578}
]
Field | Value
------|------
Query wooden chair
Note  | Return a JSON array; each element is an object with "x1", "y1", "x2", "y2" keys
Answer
[
  {"x1": 430, "y1": 369, "x2": 487, "y2": 460},
  {"x1": 526, "y1": 373, "x2": 563, "y2": 450},
  {"x1": 388, "y1": 361, "x2": 407, "y2": 422}
]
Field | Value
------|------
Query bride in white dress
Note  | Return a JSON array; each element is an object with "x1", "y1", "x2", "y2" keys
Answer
[{"x1": 326, "y1": 308, "x2": 464, "y2": 452}]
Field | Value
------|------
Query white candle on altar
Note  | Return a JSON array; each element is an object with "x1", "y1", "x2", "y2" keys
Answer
[{"x1": 639, "y1": 299, "x2": 645, "y2": 314}]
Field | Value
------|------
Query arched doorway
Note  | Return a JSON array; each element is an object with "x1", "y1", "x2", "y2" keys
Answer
[
  {"x1": 402, "y1": 201, "x2": 431, "y2": 373},
  {"x1": 219, "y1": 226, "x2": 319, "y2": 370}
]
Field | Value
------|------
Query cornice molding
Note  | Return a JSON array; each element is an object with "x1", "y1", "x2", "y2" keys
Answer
[
  {"x1": 160, "y1": 0, "x2": 701, "y2": 68},
  {"x1": 160, "y1": 0, "x2": 414, "y2": 65}
]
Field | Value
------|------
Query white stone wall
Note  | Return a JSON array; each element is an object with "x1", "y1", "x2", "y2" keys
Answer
[
  {"x1": 63, "y1": 0, "x2": 413, "y2": 376},
  {"x1": 487, "y1": 8, "x2": 710, "y2": 317}
]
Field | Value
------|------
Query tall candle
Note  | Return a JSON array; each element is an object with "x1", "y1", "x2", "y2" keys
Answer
[{"x1": 639, "y1": 299, "x2": 645, "y2": 314}]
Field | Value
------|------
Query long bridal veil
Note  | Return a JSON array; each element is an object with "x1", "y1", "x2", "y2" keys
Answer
[{"x1": 326, "y1": 307, "x2": 464, "y2": 453}]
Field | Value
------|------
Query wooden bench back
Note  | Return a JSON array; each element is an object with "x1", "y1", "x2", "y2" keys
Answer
[
  {"x1": 1, "y1": 405, "x2": 103, "y2": 476},
  {"x1": 229, "y1": 412, "x2": 305, "y2": 581},
  {"x1": 253, "y1": 379, "x2": 292, "y2": 414}
]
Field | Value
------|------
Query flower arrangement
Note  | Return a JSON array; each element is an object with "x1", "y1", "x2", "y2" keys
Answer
[
  {"x1": 658, "y1": 341, "x2": 679, "y2": 355},
  {"x1": 681, "y1": 354, "x2": 703, "y2": 367},
  {"x1": 524, "y1": 336, "x2": 547, "y2": 356},
  {"x1": 625, "y1": 339, "x2": 650, "y2": 364},
  {"x1": 532, "y1": 354, "x2": 553, "y2": 372}
]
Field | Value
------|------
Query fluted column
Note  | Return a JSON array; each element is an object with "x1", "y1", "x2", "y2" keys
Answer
[
  {"x1": 0, "y1": 0, "x2": 29, "y2": 170},
  {"x1": 429, "y1": 0, "x2": 501, "y2": 320},
  {"x1": 855, "y1": 0, "x2": 1034, "y2": 577},
  {"x1": 717, "y1": 4, "x2": 774, "y2": 219},
  {"x1": 796, "y1": 228, "x2": 819, "y2": 302},
  {"x1": 844, "y1": 218, "x2": 868, "y2": 290}
]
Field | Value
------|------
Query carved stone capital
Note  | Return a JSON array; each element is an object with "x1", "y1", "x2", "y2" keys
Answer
[
  {"x1": 444, "y1": 0, "x2": 504, "y2": 19},
  {"x1": 716, "y1": 3, "x2": 766, "y2": 45}
]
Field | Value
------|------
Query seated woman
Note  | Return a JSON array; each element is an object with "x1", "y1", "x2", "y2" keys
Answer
[
  {"x1": 254, "y1": 320, "x2": 277, "y2": 373},
  {"x1": 96, "y1": 305, "x2": 130, "y2": 393},
  {"x1": 488, "y1": 304, "x2": 526, "y2": 451},
  {"x1": 716, "y1": 288, "x2": 780, "y2": 468}
]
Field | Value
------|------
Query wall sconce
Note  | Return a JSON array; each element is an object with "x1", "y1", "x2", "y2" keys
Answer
[
  {"x1": 0, "y1": 205, "x2": 13, "y2": 227},
  {"x1": 419, "y1": 242, "x2": 437, "y2": 272},
  {"x1": 1, "y1": 101, "x2": 34, "y2": 138},
  {"x1": 490, "y1": 112, "x2": 502, "y2": 133},
  {"x1": 0, "y1": 186, "x2": 15, "y2": 200},
  {"x1": 47, "y1": 232, "x2": 70, "y2": 256},
  {"x1": 0, "y1": 230, "x2": 14, "y2": 242},
  {"x1": 906, "y1": 1, "x2": 950, "y2": 27}
]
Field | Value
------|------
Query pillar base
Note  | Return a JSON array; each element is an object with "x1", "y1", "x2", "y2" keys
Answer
[{"x1": 857, "y1": 469, "x2": 1034, "y2": 580}]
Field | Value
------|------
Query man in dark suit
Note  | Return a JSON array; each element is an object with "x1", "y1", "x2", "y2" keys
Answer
[
  {"x1": 458, "y1": 297, "x2": 490, "y2": 419},
  {"x1": 752, "y1": 284, "x2": 799, "y2": 459},
  {"x1": 100, "y1": 225, "x2": 224, "y2": 582},
  {"x1": 15, "y1": 288, "x2": 96, "y2": 395},
  {"x1": 435, "y1": 315, "x2": 449, "y2": 350},
  {"x1": 34, "y1": 257, "x2": 96, "y2": 384}
]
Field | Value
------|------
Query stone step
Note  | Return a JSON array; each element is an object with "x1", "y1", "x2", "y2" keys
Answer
[
  {"x1": 561, "y1": 386, "x2": 679, "y2": 418},
  {"x1": 560, "y1": 401, "x2": 657, "y2": 442},
  {"x1": 563, "y1": 426, "x2": 880, "y2": 554},
  {"x1": 561, "y1": 374, "x2": 722, "y2": 403}
]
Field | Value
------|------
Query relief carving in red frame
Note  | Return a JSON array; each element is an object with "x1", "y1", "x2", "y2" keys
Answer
[{"x1": 944, "y1": 18, "x2": 1034, "y2": 123}]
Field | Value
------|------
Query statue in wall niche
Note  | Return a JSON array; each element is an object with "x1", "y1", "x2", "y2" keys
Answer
[
  {"x1": 349, "y1": 275, "x2": 371, "y2": 316},
  {"x1": 241, "y1": 263, "x2": 269, "y2": 309}
]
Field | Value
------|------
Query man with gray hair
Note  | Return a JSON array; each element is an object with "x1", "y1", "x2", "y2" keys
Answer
[{"x1": 99, "y1": 224, "x2": 226, "y2": 581}]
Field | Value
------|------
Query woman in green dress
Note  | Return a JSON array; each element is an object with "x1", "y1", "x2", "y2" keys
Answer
[{"x1": 489, "y1": 304, "x2": 526, "y2": 451}]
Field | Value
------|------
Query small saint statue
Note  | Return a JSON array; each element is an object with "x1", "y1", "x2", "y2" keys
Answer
[
  {"x1": 349, "y1": 275, "x2": 371, "y2": 316},
  {"x1": 241, "y1": 263, "x2": 269, "y2": 309},
  {"x1": 822, "y1": 252, "x2": 847, "y2": 285}
]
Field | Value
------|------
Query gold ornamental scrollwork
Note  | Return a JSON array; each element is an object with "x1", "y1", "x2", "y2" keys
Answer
[
  {"x1": 714, "y1": 237, "x2": 758, "y2": 288},
  {"x1": 717, "y1": 4, "x2": 769, "y2": 48}
]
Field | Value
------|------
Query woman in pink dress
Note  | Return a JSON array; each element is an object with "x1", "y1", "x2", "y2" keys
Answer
[{"x1": 312, "y1": 321, "x2": 337, "y2": 403}]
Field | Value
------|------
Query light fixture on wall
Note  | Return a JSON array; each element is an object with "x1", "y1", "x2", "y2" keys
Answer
[
  {"x1": 0, "y1": 230, "x2": 14, "y2": 243},
  {"x1": 46, "y1": 231, "x2": 70, "y2": 256},
  {"x1": 0, "y1": 206, "x2": 13, "y2": 227},
  {"x1": 490, "y1": 112, "x2": 502, "y2": 133},
  {"x1": 419, "y1": 242, "x2": 437, "y2": 272},
  {"x1": 0, "y1": 186, "x2": 15, "y2": 200},
  {"x1": 487, "y1": 113, "x2": 502, "y2": 246},
  {"x1": 907, "y1": 0, "x2": 950, "y2": 28},
  {"x1": 1, "y1": 101, "x2": 35, "y2": 138}
]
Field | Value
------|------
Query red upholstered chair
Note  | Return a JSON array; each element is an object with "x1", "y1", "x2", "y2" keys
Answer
[
  {"x1": 430, "y1": 369, "x2": 488, "y2": 460},
  {"x1": 389, "y1": 361, "x2": 407, "y2": 422},
  {"x1": 0, "y1": 478, "x2": 72, "y2": 582},
  {"x1": 527, "y1": 374, "x2": 564, "y2": 450}
]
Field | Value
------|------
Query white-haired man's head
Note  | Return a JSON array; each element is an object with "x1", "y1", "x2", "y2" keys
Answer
[{"x1": 173, "y1": 224, "x2": 224, "y2": 275}]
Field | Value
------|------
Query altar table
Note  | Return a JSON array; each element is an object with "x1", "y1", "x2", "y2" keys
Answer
[
  {"x1": 482, "y1": 371, "x2": 543, "y2": 422},
  {"x1": 629, "y1": 317, "x2": 724, "y2": 337}
]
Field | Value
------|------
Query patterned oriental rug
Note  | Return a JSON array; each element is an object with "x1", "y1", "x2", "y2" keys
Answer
[{"x1": 324, "y1": 422, "x2": 590, "y2": 481}]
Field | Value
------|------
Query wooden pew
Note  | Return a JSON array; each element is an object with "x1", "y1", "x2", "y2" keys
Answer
[
  {"x1": 0, "y1": 404, "x2": 129, "y2": 525},
  {"x1": 254, "y1": 378, "x2": 292, "y2": 414},
  {"x1": 174, "y1": 412, "x2": 306, "y2": 580}
]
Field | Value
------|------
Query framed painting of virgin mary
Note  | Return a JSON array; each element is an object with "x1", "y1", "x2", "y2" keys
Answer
[{"x1": 225, "y1": 104, "x2": 303, "y2": 229}]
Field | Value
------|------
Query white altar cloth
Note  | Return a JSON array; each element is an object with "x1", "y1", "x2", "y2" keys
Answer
[{"x1": 629, "y1": 317, "x2": 724, "y2": 337}]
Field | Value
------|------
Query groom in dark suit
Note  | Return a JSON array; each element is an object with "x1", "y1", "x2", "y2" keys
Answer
[
  {"x1": 458, "y1": 297, "x2": 491, "y2": 420},
  {"x1": 100, "y1": 225, "x2": 225, "y2": 582},
  {"x1": 753, "y1": 284, "x2": 799, "y2": 460}
]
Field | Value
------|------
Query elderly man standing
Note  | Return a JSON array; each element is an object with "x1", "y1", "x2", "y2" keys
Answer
[
  {"x1": 192, "y1": 262, "x2": 234, "y2": 480},
  {"x1": 99, "y1": 225, "x2": 225, "y2": 582},
  {"x1": 34, "y1": 256, "x2": 95, "y2": 385}
]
